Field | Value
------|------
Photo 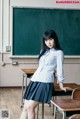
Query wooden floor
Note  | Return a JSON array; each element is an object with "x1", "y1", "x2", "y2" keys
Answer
[{"x1": 0, "y1": 88, "x2": 65, "y2": 119}]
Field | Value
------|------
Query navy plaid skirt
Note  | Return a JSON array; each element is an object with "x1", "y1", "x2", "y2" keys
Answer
[{"x1": 24, "y1": 81, "x2": 54, "y2": 103}]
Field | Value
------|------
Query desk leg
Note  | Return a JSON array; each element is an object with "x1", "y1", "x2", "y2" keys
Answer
[
  {"x1": 36, "y1": 105, "x2": 39, "y2": 119},
  {"x1": 54, "y1": 106, "x2": 57, "y2": 119},
  {"x1": 21, "y1": 74, "x2": 27, "y2": 108},
  {"x1": 52, "y1": 96, "x2": 57, "y2": 114},
  {"x1": 21, "y1": 74, "x2": 25, "y2": 107},
  {"x1": 36, "y1": 103, "x2": 44, "y2": 119},
  {"x1": 62, "y1": 112, "x2": 66, "y2": 119},
  {"x1": 25, "y1": 74, "x2": 27, "y2": 91},
  {"x1": 42, "y1": 103, "x2": 44, "y2": 119}
]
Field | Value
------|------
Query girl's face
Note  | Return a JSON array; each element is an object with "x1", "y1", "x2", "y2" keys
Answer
[{"x1": 45, "y1": 38, "x2": 55, "y2": 49}]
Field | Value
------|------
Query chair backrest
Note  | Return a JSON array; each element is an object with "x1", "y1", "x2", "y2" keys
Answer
[
  {"x1": 69, "y1": 114, "x2": 80, "y2": 119},
  {"x1": 71, "y1": 88, "x2": 80, "y2": 99}
]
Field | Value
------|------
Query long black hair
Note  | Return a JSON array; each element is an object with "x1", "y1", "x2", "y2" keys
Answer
[{"x1": 39, "y1": 30, "x2": 62, "y2": 59}]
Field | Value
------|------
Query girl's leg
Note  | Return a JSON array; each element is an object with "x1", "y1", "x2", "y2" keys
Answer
[
  {"x1": 20, "y1": 99, "x2": 39, "y2": 119},
  {"x1": 27, "y1": 100, "x2": 39, "y2": 119},
  {"x1": 20, "y1": 100, "x2": 28, "y2": 119}
]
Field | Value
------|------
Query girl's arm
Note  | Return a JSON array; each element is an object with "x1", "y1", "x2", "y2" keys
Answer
[{"x1": 56, "y1": 50, "x2": 67, "y2": 92}]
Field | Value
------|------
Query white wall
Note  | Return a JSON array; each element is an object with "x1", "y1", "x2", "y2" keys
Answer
[
  {"x1": 0, "y1": 0, "x2": 2, "y2": 52},
  {"x1": 10, "y1": 0, "x2": 80, "y2": 9},
  {"x1": 0, "y1": 0, "x2": 80, "y2": 87}
]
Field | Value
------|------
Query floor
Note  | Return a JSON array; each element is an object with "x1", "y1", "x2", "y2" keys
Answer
[{"x1": 0, "y1": 88, "x2": 68, "y2": 119}]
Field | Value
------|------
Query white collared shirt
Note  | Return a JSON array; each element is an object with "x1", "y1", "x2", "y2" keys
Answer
[{"x1": 31, "y1": 48, "x2": 64, "y2": 83}]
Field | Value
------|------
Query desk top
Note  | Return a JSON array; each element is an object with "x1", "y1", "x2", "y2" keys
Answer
[
  {"x1": 51, "y1": 99, "x2": 80, "y2": 111},
  {"x1": 21, "y1": 69, "x2": 36, "y2": 74}
]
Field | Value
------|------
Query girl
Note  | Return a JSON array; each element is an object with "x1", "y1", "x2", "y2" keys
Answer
[{"x1": 20, "y1": 30, "x2": 67, "y2": 119}]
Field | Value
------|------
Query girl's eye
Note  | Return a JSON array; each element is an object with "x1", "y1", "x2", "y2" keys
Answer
[{"x1": 50, "y1": 38, "x2": 53, "y2": 40}]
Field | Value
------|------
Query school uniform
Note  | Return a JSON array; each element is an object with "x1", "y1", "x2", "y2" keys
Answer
[{"x1": 24, "y1": 48, "x2": 64, "y2": 103}]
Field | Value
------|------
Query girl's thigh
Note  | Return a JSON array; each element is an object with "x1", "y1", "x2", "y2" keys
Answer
[{"x1": 24, "y1": 99, "x2": 39, "y2": 109}]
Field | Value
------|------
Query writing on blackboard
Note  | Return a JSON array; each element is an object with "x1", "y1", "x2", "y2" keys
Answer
[{"x1": 56, "y1": 0, "x2": 80, "y2": 4}]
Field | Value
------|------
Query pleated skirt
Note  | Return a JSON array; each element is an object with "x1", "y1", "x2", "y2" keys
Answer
[{"x1": 24, "y1": 81, "x2": 54, "y2": 104}]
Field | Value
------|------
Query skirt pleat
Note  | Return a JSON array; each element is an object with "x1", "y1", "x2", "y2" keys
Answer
[{"x1": 24, "y1": 81, "x2": 54, "y2": 103}]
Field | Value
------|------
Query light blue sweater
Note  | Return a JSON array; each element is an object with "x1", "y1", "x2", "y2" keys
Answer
[{"x1": 31, "y1": 48, "x2": 64, "y2": 83}]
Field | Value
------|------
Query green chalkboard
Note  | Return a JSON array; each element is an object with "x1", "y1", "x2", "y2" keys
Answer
[{"x1": 13, "y1": 8, "x2": 80, "y2": 56}]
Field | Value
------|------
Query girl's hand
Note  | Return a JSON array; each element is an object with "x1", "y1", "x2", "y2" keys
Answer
[
  {"x1": 59, "y1": 82, "x2": 72, "y2": 92},
  {"x1": 61, "y1": 87, "x2": 72, "y2": 92},
  {"x1": 61, "y1": 87, "x2": 67, "y2": 92}
]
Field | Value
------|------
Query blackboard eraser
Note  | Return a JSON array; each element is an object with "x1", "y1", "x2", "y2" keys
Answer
[{"x1": 12, "y1": 61, "x2": 18, "y2": 65}]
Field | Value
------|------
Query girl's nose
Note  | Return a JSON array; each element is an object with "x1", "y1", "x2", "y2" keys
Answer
[{"x1": 48, "y1": 41, "x2": 51, "y2": 44}]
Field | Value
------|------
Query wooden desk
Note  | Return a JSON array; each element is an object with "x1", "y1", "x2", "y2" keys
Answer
[
  {"x1": 22, "y1": 69, "x2": 36, "y2": 78},
  {"x1": 52, "y1": 83, "x2": 80, "y2": 116},
  {"x1": 51, "y1": 99, "x2": 80, "y2": 119},
  {"x1": 21, "y1": 69, "x2": 36, "y2": 107}
]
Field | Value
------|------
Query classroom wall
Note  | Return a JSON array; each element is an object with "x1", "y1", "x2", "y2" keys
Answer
[
  {"x1": 0, "y1": 0, "x2": 80, "y2": 87},
  {"x1": 0, "y1": 0, "x2": 2, "y2": 52}
]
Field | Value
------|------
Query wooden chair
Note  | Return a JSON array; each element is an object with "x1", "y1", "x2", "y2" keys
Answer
[
  {"x1": 71, "y1": 87, "x2": 80, "y2": 99},
  {"x1": 69, "y1": 114, "x2": 80, "y2": 119},
  {"x1": 66, "y1": 88, "x2": 80, "y2": 117}
]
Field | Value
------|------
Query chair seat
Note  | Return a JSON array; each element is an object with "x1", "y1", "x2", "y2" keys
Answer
[
  {"x1": 66, "y1": 111, "x2": 80, "y2": 117},
  {"x1": 69, "y1": 114, "x2": 80, "y2": 119}
]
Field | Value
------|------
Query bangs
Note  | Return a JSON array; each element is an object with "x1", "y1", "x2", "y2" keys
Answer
[
  {"x1": 43, "y1": 30, "x2": 55, "y2": 41},
  {"x1": 43, "y1": 34, "x2": 52, "y2": 41}
]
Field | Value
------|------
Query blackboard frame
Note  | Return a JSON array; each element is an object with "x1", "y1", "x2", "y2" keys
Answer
[{"x1": 10, "y1": 7, "x2": 80, "y2": 58}]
